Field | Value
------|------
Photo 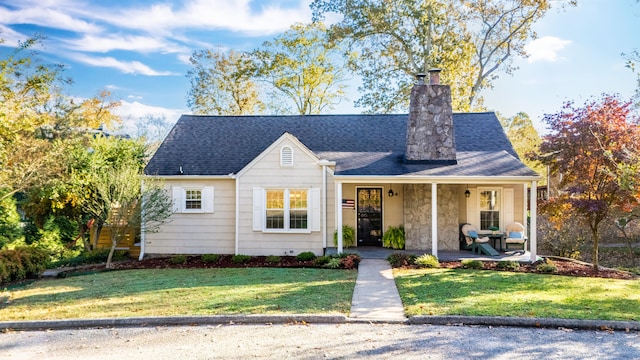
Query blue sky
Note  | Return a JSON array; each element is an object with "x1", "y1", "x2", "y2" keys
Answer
[{"x1": 1, "y1": 0, "x2": 638, "y2": 135}]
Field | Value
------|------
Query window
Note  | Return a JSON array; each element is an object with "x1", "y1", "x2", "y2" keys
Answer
[
  {"x1": 172, "y1": 186, "x2": 214, "y2": 213},
  {"x1": 264, "y1": 189, "x2": 307, "y2": 230},
  {"x1": 479, "y1": 189, "x2": 500, "y2": 230},
  {"x1": 280, "y1": 146, "x2": 293, "y2": 166},
  {"x1": 185, "y1": 189, "x2": 202, "y2": 210}
]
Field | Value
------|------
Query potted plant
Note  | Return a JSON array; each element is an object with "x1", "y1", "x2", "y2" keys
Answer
[
  {"x1": 382, "y1": 225, "x2": 405, "y2": 249},
  {"x1": 489, "y1": 226, "x2": 499, "y2": 235},
  {"x1": 333, "y1": 225, "x2": 356, "y2": 247}
]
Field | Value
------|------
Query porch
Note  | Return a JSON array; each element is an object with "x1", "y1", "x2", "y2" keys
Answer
[{"x1": 326, "y1": 246, "x2": 539, "y2": 262}]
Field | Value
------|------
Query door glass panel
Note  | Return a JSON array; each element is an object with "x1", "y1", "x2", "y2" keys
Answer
[{"x1": 357, "y1": 188, "x2": 383, "y2": 246}]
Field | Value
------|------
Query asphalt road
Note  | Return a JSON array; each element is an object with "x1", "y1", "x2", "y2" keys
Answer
[{"x1": 1, "y1": 323, "x2": 639, "y2": 359}]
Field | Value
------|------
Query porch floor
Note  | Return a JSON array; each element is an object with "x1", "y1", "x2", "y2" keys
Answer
[{"x1": 325, "y1": 246, "x2": 538, "y2": 262}]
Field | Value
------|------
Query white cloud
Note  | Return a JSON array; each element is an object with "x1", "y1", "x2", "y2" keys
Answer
[
  {"x1": 69, "y1": 53, "x2": 178, "y2": 76},
  {"x1": 524, "y1": 36, "x2": 572, "y2": 63},
  {"x1": 0, "y1": 2, "x2": 101, "y2": 34},
  {"x1": 61, "y1": 34, "x2": 187, "y2": 54},
  {"x1": 0, "y1": 24, "x2": 27, "y2": 47},
  {"x1": 114, "y1": 100, "x2": 184, "y2": 138}
]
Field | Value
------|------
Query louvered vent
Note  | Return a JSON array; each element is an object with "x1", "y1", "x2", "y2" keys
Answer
[{"x1": 280, "y1": 146, "x2": 293, "y2": 166}]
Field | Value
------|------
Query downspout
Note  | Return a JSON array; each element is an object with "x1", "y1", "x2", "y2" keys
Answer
[
  {"x1": 234, "y1": 174, "x2": 239, "y2": 255},
  {"x1": 322, "y1": 164, "x2": 327, "y2": 249},
  {"x1": 138, "y1": 179, "x2": 146, "y2": 261},
  {"x1": 529, "y1": 180, "x2": 538, "y2": 262},
  {"x1": 431, "y1": 183, "x2": 438, "y2": 257}
]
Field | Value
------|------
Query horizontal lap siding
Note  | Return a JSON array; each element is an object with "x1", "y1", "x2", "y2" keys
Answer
[
  {"x1": 238, "y1": 139, "x2": 326, "y2": 256},
  {"x1": 145, "y1": 179, "x2": 235, "y2": 255}
]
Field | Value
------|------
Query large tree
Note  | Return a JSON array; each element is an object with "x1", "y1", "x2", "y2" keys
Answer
[
  {"x1": 311, "y1": 0, "x2": 561, "y2": 113},
  {"x1": 252, "y1": 22, "x2": 350, "y2": 115},
  {"x1": 186, "y1": 49, "x2": 264, "y2": 115},
  {"x1": 535, "y1": 95, "x2": 640, "y2": 270},
  {"x1": 499, "y1": 112, "x2": 545, "y2": 183}
]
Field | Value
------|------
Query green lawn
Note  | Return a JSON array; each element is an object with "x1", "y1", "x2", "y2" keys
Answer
[
  {"x1": 0, "y1": 268, "x2": 357, "y2": 321},
  {"x1": 394, "y1": 268, "x2": 640, "y2": 321}
]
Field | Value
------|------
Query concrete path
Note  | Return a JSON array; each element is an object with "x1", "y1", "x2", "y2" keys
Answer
[{"x1": 349, "y1": 259, "x2": 406, "y2": 322}]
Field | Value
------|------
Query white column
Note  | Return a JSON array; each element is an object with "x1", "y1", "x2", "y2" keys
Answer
[
  {"x1": 235, "y1": 176, "x2": 240, "y2": 255},
  {"x1": 529, "y1": 181, "x2": 537, "y2": 262},
  {"x1": 336, "y1": 180, "x2": 343, "y2": 253},
  {"x1": 322, "y1": 165, "x2": 327, "y2": 248},
  {"x1": 431, "y1": 182, "x2": 438, "y2": 258},
  {"x1": 523, "y1": 183, "x2": 528, "y2": 235}
]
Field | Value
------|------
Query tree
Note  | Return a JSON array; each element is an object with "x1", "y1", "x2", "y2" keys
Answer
[
  {"x1": 624, "y1": 49, "x2": 640, "y2": 105},
  {"x1": 252, "y1": 22, "x2": 350, "y2": 115},
  {"x1": 534, "y1": 94, "x2": 640, "y2": 270},
  {"x1": 311, "y1": 0, "x2": 562, "y2": 113},
  {"x1": 186, "y1": 49, "x2": 264, "y2": 115},
  {"x1": 499, "y1": 112, "x2": 545, "y2": 183}
]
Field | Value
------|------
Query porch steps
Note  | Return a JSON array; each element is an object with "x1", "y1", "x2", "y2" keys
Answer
[{"x1": 476, "y1": 243, "x2": 500, "y2": 256}]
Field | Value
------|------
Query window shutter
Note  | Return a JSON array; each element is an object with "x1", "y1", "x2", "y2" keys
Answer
[
  {"x1": 503, "y1": 188, "x2": 514, "y2": 227},
  {"x1": 252, "y1": 188, "x2": 264, "y2": 231},
  {"x1": 172, "y1": 186, "x2": 183, "y2": 213},
  {"x1": 466, "y1": 188, "x2": 478, "y2": 225},
  {"x1": 203, "y1": 186, "x2": 214, "y2": 213},
  {"x1": 280, "y1": 146, "x2": 293, "y2": 166},
  {"x1": 309, "y1": 188, "x2": 321, "y2": 232}
]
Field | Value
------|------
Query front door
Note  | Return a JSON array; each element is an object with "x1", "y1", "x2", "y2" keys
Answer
[{"x1": 357, "y1": 188, "x2": 383, "y2": 246}]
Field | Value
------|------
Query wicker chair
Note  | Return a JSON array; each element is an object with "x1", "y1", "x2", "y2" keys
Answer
[
  {"x1": 460, "y1": 223, "x2": 491, "y2": 254},
  {"x1": 504, "y1": 222, "x2": 527, "y2": 252}
]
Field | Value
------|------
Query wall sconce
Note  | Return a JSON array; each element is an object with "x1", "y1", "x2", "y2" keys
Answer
[
  {"x1": 465, "y1": 185, "x2": 471, "y2": 198},
  {"x1": 388, "y1": 186, "x2": 398, "y2": 197}
]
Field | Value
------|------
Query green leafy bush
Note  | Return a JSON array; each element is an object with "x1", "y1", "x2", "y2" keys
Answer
[
  {"x1": 295, "y1": 251, "x2": 317, "y2": 261},
  {"x1": 266, "y1": 255, "x2": 281, "y2": 264},
  {"x1": 232, "y1": 254, "x2": 251, "y2": 264},
  {"x1": 496, "y1": 261, "x2": 520, "y2": 271},
  {"x1": 313, "y1": 256, "x2": 331, "y2": 266},
  {"x1": 382, "y1": 225, "x2": 405, "y2": 249},
  {"x1": 323, "y1": 258, "x2": 341, "y2": 269},
  {"x1": 0, "y1": 246, "x2": 51, "y2": 284},
  {"x1": 537, "y1": 259, "x2": 558, "y2": 273},
  {"x1": 170, "y1": 255, "x2": 187, "y2": 264},
  {"x1": 201, "y1": 254, "x2": 220, "y2": 263},
  {"x1": 387, "y1": 252, "x2": 416, "y2": 267},
  {"x1": 333, "y1": 225, "x2": 356, "y2": 247},
  {"x1": 414, "y1": 254, "x2": 440, "y2": 268},
  {"x1": 461, "y1": 259, "x2": 484, "y2": 269}
]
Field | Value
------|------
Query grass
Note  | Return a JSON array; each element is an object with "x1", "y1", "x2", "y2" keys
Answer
[
  {"x1": 0, "y1": 268, "x2": 357, "y2": 321},
  {"x1": 394, "y1": 268, "x2": 640, "y2": 321}
]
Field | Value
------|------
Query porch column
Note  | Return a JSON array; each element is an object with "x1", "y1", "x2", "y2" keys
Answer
[
  {"x1": 431, "y1": 183, "x2": 438, "y2": 257},
  {"x1": 336, "y1": 180, "x2": 343, "y2": 253},
  {"x1": 529, "y1": 180, "x2": 538, "y2": 262}
]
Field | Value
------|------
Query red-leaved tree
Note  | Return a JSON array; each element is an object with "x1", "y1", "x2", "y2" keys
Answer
[{"x1": 535, "y1": 94, "x2": 640, "y2": 270}]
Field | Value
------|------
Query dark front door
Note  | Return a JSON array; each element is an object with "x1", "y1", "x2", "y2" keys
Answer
[{"x1": 357, "y1": 188, "x2": 383, "y2": 246}]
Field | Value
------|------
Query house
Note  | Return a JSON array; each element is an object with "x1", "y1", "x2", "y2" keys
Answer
[{"x1": 143, "y1": 70, "x2": 542, "y2": 262}]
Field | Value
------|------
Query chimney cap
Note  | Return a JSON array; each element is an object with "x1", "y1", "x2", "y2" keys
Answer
[
  {"x1": 415, "y1": 73, "x2": 427, "y2": 84},
  {"x1": 428, "y1": 68, "x2": 442, "y2": 74}
]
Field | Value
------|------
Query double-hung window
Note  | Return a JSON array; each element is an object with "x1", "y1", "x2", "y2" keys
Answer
[
  {"x1": 172, "y1": 186, "x2": 214, "y2": 213},
  {"x1": 185, "y1": 189, "x2": 202, "y2": 210},
  {"x1": 479, "y1": 189, "x2": 500, "y2": 231},
  {"x1": 265, "y1": 189, "x2": 308, "y2": 230}
]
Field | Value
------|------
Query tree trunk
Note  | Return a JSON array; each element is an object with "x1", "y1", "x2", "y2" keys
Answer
[
  {"x1": 591, "y1": 227, "x2": 600, "y2": 271},
  {"x1": 106, "y1": 232, "x2": 117, "y2": 269}
]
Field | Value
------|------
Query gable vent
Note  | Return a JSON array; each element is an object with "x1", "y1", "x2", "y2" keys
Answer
[{"x1": 280, "y1": 146, "x2": 293, "y2": 166}]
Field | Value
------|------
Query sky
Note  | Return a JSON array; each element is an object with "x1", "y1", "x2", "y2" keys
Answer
[{"x1": 1, "y1": 0, "x2": 639, "y2": 136}]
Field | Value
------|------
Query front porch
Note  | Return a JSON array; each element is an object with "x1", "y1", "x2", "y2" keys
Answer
[{"x1": 326, "y1": 246, "x2": 539, "y2": 262}]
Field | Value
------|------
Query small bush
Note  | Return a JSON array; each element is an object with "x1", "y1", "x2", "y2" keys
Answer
[
  {"x1": 340, "y1": 254, "x2": 361, "y2": 269},
  {"x1": 232, "y1": 254, "x2": 252, "y2": 264},
  {"x1": 387, "y1": 253, "x2": 416, "y2": 267},
  {"x1": 537, "y1": 259, "x2": 558, "y2": 273},
  {"x1": 0, "y1": 246, "x2": 52, "y2": 284},
  {"x1": 382, "y1": 225, "x2": 405, "y2": 249},
  {"x1": 170, "y1": 255, "x2": 187, "y2": 264},
  {"x1": 414, "y1": 254, "x2": 440, "y2": 268},
  {"x1": 295, "y1": 251, "x2": 317, "y2": 261},
  {"x1": 265, "y1": 255, "x2": 281, "y2": 264},
  {"x1": 324, "y1": 258, "x2": 341, "y2": 269},
  {"x1": 496, "y1": 261, "x2": 520, "y2": 271},
  {"x1": 461, "y1": 259, "x2": 484, "y2": 269},
  {"x1": 201, "y1": 254, "x2": 220, "y2": 263},
  {"x1": 313, "y1": 256, "x2": 331, "y2": 266}
]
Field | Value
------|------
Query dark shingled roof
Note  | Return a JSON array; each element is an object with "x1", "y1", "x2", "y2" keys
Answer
[{"x1": 145, "y1": 113, "x2": 539, "y2": 178}]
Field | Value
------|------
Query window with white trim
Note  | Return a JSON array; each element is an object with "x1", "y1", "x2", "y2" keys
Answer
[
  {"x1": 172, "y1": 186, "x2": 214, "y2": 213},
  {"x1": 185, "y1": 189, "x2": 202, "y2": 210},
  {"x1": 280, "y1": 146, "x2": 293, "y2": 166},
  {"x1": 265, "y1": 189, "x2": 307, "y2": 230},
  {"x1": 479, "y1": 189, "x2": 500, "y2": 230}
]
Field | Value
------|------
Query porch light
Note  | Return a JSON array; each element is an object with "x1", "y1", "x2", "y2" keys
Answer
[
  {"x1": 465, "y1": 185, "x2": 471, "y2": 198},
  {"x1": 388, "y1": 187, "x2": 397, "y2": 197}
]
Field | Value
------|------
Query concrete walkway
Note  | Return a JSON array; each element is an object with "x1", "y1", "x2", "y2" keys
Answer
[{"x1": 349, "y1": 259, "x2": 406, "y2": 322}]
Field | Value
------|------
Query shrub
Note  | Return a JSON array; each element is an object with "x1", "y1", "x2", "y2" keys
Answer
[
  {"x1": 170, "y1": 255, "x2": 187, "y2": 264},
  {"x1": 333, "y1": 225, "x2": 356, "y2": 247},
  {"x1": 201, "y1": 254, "x2": 220, "y2": 263},
  {"x1": 323, "y1": 258, "x2": 341, "y2": 269},
  {"x1": 232, "y1": 254, "x2": 252, "y2": 264},
  {"x1": 382, "y1": 225, "x2": 405, "y2": 249},
  {"x1": 414, "y1": 254, "x2": 440, "y2": 268},
  {"x1": 496, "y1": 261, "x2": 520, "y2": 271},
  {"x1": 537, "y1": 259, "x2": 558, "y2": 273},
  {"x1": 387, "y1": 253, "x2": 416, "y2": 267},
  {"x1": 295, "y1": 251, "x2": 317, "y2": 261},
  {"x1": 461, "y1": 259, "x2": 484, "y2": 269},
  {"x1": 265, "y1": 255, "x2": 281, "y2": 264},
  {"x1": 340, "y1": 254, "x2": 361, "y2": 269},
  {"x1": 313, "y1": 256, "x2": 331, "y2": 266},
  {"x1": 0, "y1": 246, "x2": 51, "y2": 284}
]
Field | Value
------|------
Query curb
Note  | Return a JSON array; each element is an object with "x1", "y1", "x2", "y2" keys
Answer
[
  {"x1": 3, "y1": 315, "x2": 638, "y2": 332},
  {"x1": 408, "y1": 315, "x2": 640, "y2": 331}
]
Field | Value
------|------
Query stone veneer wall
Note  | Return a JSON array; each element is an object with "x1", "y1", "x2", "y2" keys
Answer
[
  {"x1": 405, "y1": 84, "x2": 456, "y2": 162},
  {"x1": 403, "y1": 184, "x2": 459, "y2": 251}
]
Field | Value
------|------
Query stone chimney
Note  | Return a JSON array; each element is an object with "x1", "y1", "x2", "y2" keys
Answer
[{"x1": 405, "y1": 68, "x2": 457, "y2": 164}]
